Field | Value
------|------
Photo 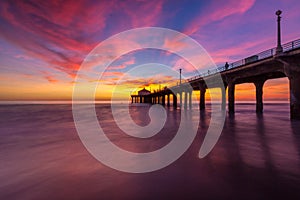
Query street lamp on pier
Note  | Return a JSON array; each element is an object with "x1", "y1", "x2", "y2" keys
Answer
[
  {"x1": 275, "y1": 10, "x2": 283, "y2": 54},
  {"x1": 179, "y1": 68, "x2": 182, "y2": 85}
]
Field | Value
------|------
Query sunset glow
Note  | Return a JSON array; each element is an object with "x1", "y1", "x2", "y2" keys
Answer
[{"x1": 0, "y1": 0, "x2": 299, "y2": 101}]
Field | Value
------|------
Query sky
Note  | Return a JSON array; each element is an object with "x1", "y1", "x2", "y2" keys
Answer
[{"x1": 0, "y1": 0, "x2": 299, "y2": 101}]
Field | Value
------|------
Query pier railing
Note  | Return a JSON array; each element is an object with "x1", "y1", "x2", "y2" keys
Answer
[
  {"x1": 187, "y1": 38, "x2": 300, "y2": 82},
  {"x1": 146, "y1": 38, "x2": 300, "y2": 91}
]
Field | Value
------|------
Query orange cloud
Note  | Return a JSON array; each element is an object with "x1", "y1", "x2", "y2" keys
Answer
[
  {"x1": 44, "y1": 76, "x2": 58, "y2": 83},
  {"x1": 102, "y1": 71, "x2": 124, "y2": 77}
]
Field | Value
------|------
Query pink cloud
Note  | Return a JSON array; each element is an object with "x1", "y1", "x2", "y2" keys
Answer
[
  {"x1": 120, "y1": 0, "x2": 164, "y2": 28},
  {"x1": 0, "y1": 0, "x2": 169, "y2": 79},
  {"x1": 172, "y1": 58, "x2": 196, "y2": 73},
  {"x1": 108, "y1": 65, "x2": 127, "y2": 70},
  {"x1": 108, "y1": 57, "x2": 136, "y2": 70},
  {"x1": 14, "y1": 54, "x2": 34, "y2": 60},
  {"x1": 0, "y1": 1, "x2": 118, "y2": 77}
]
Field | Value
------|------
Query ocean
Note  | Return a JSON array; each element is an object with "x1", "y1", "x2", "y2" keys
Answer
[{"x1": 0, "y1": 102, "x2": 300, "y2": 199}]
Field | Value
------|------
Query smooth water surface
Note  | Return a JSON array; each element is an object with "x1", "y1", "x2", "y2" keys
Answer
[{"x1": 0, "y1": 103, "x2": 300, "y2": 199}]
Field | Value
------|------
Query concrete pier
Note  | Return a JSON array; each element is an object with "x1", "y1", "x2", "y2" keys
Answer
[
  {"x1": 189, "y1": 91, "x2": 192, "y2": 109},
  {"x1": 289, "y1": 73, "x2": 300, "y2": 119},
  {"x1": 199, "y1": 86, "x2": 206, "y2": 110},
  {"x1": 228, "y1": 82, "x2": 235, "y2": 113},
  {"x1": 173, "y1": 93, "x2": 177, "y2": 108},
  {"x1": 131, "y1": 37, "x2": 300, "y2": 120},
  {"x1": 184, "y1": 92, "x2": 188, "y2": 109},
  {"x1": 254, "y1": 80, "x2": 265, "y2": 113}
]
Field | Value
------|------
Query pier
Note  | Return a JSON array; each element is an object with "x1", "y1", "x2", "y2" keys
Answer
[{"x1": 131, "y1": 11, "x2": 300, "y2": 120}]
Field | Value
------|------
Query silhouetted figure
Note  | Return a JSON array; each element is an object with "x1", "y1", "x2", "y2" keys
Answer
[{"x1": 225, "y1": 62, "x2": 229, "y2": 70}]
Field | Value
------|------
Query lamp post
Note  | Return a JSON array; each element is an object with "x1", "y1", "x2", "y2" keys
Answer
[
  {"x1": 275, "y1": 10, "x2": 283, "y2": 54},
  {"x1": 179, "y1": 68, "x2": 182, "y2": 85}
]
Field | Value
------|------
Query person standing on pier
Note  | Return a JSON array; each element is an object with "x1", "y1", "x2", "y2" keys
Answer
[{"x1": 225, "y1": 62, "x2": 229, "y2": 70}]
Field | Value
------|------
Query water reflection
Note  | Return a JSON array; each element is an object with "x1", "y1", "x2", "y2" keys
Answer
[{"x1": 1, "y1": 104, "x2": 300, "y2": 199}]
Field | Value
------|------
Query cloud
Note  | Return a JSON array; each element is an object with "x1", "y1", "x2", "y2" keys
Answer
[
  {"x1": 209, "y1": 37, "x2": 273, "y2": 64},
  {"x1": 184, "y1": 0, "x2": 256, "y2": 35},
  {"x1": 98, "y1": 72, "x2": 177, "y2": 88},
  {"x1": 102, "y1": 71, "x2": 124, "y2": 77},
  {"x1": 116, "y1": 75, "x2": 177, "y2": 88},
  {"x1": 40, "y1": 71, "x2": 59, "y2": 83},
  {"x1": 108, "y1": 57, "x2": 136, "y2": 70},
  {"x1": 0, "y1": 0, "x2": 257, "y2": 79},
  {"x1": 0, "y1": 0, "x2": 167, "y2": 77},
  {"x1": 14, "y1": 54, "x2": 34, "y2": 60},
  {"x1": 0, "y1": 0, "x2": 120, "y2": 77},
  {"x1": 120, "y1": 0, "x2": 164, "y2": 27},
  {"x1": 44, "y1": 75, "x2": 58, "y2": 83}
]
